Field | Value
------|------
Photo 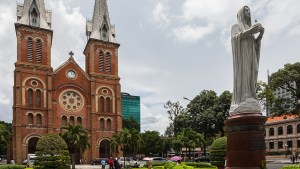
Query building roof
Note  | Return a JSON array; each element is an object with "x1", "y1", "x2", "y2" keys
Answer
[
  {"x1": 86, "y1": 0, "x2": 117, "y2": 43},
  {"x1": 266, "y1": 115, "x2": 296, "y2": 123},
  {"x1": 16, "y1": 0, "x2": 52, "y2": 30}
]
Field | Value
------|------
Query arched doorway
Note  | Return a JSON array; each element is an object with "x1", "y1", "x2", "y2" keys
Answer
[
  {"x1": 28, "y1": 137, "x2": 39, "y2": 154},
  {"x1": 99, "y1": 139, "x2": 110, "y2": 158}
]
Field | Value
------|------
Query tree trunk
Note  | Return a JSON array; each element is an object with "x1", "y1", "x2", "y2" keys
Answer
[{"x1": 72, "y1": 153, "x2": 76, "y2": 169}]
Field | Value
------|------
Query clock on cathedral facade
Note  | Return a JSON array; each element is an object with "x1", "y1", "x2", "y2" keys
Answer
[{"x1": 12, "y1": 0, "x2": 122, "y2": 163}]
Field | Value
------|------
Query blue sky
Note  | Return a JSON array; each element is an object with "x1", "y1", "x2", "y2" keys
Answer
[{"x1": 0, "y1": 0, "x2": 300, "y2": 134}]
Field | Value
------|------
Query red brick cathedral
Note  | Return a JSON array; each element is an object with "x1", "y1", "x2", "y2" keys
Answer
[{"x1": 12, "y1": 0, "x2": 122, "y2": 163}]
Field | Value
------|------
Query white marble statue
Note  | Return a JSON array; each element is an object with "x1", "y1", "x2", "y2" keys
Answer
[{"x1": 230, "y1": 6, "x2": 265, "y2": 115}]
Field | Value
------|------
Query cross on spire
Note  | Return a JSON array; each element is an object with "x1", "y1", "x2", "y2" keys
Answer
[{"x1": 69, "y1": 51, "x2": 74, "y2": 57}]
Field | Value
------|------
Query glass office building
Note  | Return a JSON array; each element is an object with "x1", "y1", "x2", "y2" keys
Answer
[{"x1": 121, "y1": 93, "x2": 141, "y2": 131}]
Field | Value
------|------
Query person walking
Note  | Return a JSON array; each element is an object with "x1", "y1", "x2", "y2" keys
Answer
[
  {"x1": 101, "y1": 159, "x2": 106, "y2": 169},
  {"x1": 108, "y1": 157, "x2": 114, "y2": 169}
]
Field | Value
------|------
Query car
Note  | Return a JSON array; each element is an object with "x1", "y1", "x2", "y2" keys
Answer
[
  {"x1": 118, "y1": 157, "x2": 139, "y2": 167},
  {"x1": 152, "y1": 157, "x2": 168, "y2": 162},
  {"x1": 195, "y1": 156, "x2": 210, "y2": 162},
  {"x1": 91, "y1": 158, "x2": 108, "y2": 165}
]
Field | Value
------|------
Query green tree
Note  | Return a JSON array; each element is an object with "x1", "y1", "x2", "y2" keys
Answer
[
  {"x1": 60, "y1": 124, "x2": 90, "y2": 169},
  {"x1": 210, "y1": 137, "x2": 227, "y2": 168},
  {"x1": 216, "y1": 91, "x2": 232, "y2": 136},
  {"x1": 269, "y1": 62, "x2": 300, "y2": 117},
  {"x1": 34, "y1": 133, "x2": 71, "y2": 169},
  {"x1": 256, "y1": 81, "x2": 275, "y2": 115},
  {"x1": 122, "y1": 117, "x2": 140, "y2": 131},
  {"x1": 164, "y1": 100, "x2": 186, "y2": 122},
  {"x1": 111, "y1": 128, "x2": 141, "y2": 160},
  {"x1": 139, "y1": 131, "x2": 163, "y2": 156},
  {"x1": 0, "y1": 123, "x2": 11, "y2": 155}
]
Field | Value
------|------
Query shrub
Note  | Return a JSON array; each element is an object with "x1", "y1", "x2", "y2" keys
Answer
[
  {"x1": 34, "y1": 133, "x2": 71, "y2": 169},
  {"x1": 280, "y1": 164, "x2": 300, "y2": 169},
  {"x1": 210, "y1": 137, "x2": 227, "y2": 167},
  {"x1": 0, "y1": 165, "x2": 25, "y2": 169},
  {"x1": 185, "y1": 162, "x2": 215, "y2": 168}
]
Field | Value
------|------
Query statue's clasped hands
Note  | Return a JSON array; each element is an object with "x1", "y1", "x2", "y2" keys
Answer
[{"x1": 250, "y1": 23, "x2": 264, "y2": 34}]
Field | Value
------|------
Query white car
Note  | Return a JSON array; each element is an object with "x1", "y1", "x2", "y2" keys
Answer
[{"x1": 118, "y1": 157, "x2": 139, "y2": 167}]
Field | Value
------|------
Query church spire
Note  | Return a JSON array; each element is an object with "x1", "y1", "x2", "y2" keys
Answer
[
  {"x1": 86, "y1": 0, "x2": 116, "y2": 43},
  {"x1": 16, "y1": 0, "x2": 52, "y2": 30}
]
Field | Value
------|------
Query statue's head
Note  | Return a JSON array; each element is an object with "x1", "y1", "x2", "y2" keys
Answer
[{"x1": 237, "y1": 6, "x2": 252, "y2": 28}]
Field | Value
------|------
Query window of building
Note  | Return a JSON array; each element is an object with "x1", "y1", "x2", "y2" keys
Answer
[
  {"x1": 62, "y1": 116, "x2": 67, "y2": 126},
  {"x1": 99, "y1": 96, "x2": 104, "y2": 113},
  {"x1": 28, "y1": 89, "x2": 34, "y2": 107},
  {"x1": 77, "y1": 117, "x2": 82, "y2": 126},
  {"x1": 298, "y1": 140, "x2": 300, "y2": 148},
  {"x1": 36, "y1": 39, "x2": 42, "y2": 63},
  {"x1": 278, "y1": 126, "x2": 283, "y2": 135},
  {"x1": 100, "y1": 118, "x2": 105, "y2": 130},
  {"x1": 36, "y1": 114, "x2": 42, "y2": 127},
  {"x1": 106, "y1": 97, "x2": 111, "y2": 113},
  {"x1": 278, "y1": 141, "x2": 283, "y2": 149},
  {"x1": 99, "y1": 50, "x2": 104, "y2": 72},
  {"x1": 269, "y1": 128, "x2": 274, "y2": 136},
  {"x1": 102, "y1": 24, "x2": 108, "y2": 41},
  {"x1": 269, "y1": 142, "x2": 274, "y2": 149},
  {"x1": 28, "y1": 113, "x2": 34, "y2": 125},
  {"x1": 70, "y1": 116, "x2": 75, "y2": 125},
  {"x1": 30, "y1": 8, "x2": 39, "y2": 26},
  {"x1": 287, "y1": 140, "x2": 293, "y2": 148},
  {"x1": 287, "y1": 125, "x2": 293, "y2": 135},
  {"x1": 36, "y1": 89, "x2": 41, "y2": 107},
  {"x1": 297, "y1": 124, "x2": 300, "y2": 133},
  {"x1": 107, "y1": 119, "x2": 111, "y2": 131},
  {"x1": 27, "y1": 37, "x2": 33, "y2": 62},
  {"x1": 106, "y1": 52, "x2": 111, "y2": 73}
]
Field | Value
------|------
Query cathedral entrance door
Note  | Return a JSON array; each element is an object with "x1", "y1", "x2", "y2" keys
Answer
[
  {"x1": 99, "y1": 139, "x2": 110, "y2": 158},
  {"x1": 28, "y1": 137, "x2": 39, "y2": 154}
]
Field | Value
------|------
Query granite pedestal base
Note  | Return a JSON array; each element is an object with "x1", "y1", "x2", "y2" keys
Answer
[{"x1": 225, "y1": 113, "x2": 267, "y2": 169}]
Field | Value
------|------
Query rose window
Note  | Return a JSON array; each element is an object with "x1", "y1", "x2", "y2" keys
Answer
[{"x1": 59, "y1": 90, "x2": 84, "y2": 112}]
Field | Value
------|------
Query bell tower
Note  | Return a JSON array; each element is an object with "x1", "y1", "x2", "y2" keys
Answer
[
  {"x1": 84, "y1": 0, "x2": 122, "y2": 159},
  {"x1": 13, "y1": 0, "x2": 53, "y2": 163}
]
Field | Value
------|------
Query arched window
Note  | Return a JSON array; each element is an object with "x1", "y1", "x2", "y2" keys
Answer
[
  {"x1": 102, "y1": 24, "x2": 108, "y2": 41},
  {"x1": 100, "y1": 118, "x2": 105, "y2": 130},
  {"x1": 107, "y1": 119, "x2": 111, "y2": 131},
  {"x1": 278, "y1": 141, "x2": 283, "y2": 149},
  {"x1": 287, "y1": 125, "x2": 293, "y2": 134},
  {"x1": 70, "y1": 116, "x2": 75, "y2": 125},
  {"x1": 36, "y1": 89, "x2": 41, "y2": 107},
  {"x1": 36, "y1": 114, "x2": 42, "y2": 127},
  {"x1": 106, "y1": 97, "x2": 111, "y2": 113},
  {"x1": 62, "y1": 116, "x2": 67, "y2": 126},
  {"x1": 99, "y1": 96, "x2": 104, "y2": 113},
  {"x1": 106, "y1": 52, "x2": 111, "y2": 73},
  {"x1": 297, "y1": 124, "x2": 300, "y2": 133},
  {"x1": 77, "y1": 117, "x2": 82, "y2": 126},
  {"x1": 27, "y1": 37, "x2": 33, "y2": 62},
  {"x1": 99, "y1": 50, "x2": 104, "y2": 72},
  {"x1": 28, "y1": 113, "x2": 34, "y2": 125},
  {"x1": 269, "y1": 128, "x2": 274, "y2": 136},
  {"x1": 30, "y1": 8, "x2": 39, "y2": 26},
  {"x1": 287, "y1": 140, "x2": 293, "y2": 148},
  {"x1": 269, "y1": 142, "x2": 274, "y2": 149},
  {"x1": 28, "y1": 89, "x2": 34, "y2": 107},
  {"x1": 278, "y1": 126, "x2": 283, "y2": 135},
  {"x1": 36, "y1": 39, "x2": 42, "y2": 63}
]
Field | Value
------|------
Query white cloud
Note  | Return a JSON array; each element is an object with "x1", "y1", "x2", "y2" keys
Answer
[
  {"x1": 151, "y1": 0, "x2": 171, "y2": 27},
  {"x1": 172, "y1": 24, "x2": 214, "y2": 43}
]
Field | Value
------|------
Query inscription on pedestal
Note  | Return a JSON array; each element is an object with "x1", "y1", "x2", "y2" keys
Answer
[{"x1": 251, "y1": 137, "x2": 265, "y2": 150}]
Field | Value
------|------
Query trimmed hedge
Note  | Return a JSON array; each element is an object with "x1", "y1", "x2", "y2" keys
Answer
[
  {"x1": 0, "y1": 165, "x2": 25, "y2": 169},
  {"x1": 210, "y1": 137, "x2": 227, "y2": 167},
  {"x1": 280, "y1": 164, "x2": 300, "y2": 169},
  {"x1": 34, "y1": 133, "x2": 71, "y2": 169}
]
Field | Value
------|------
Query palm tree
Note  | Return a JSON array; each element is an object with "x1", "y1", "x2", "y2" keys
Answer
[
  {"x1": 0, "y1": 123, "x2": 10, "y2": 145},
  {"x1": 110, "y1": 128, "x2": 141, "y2": 166},
  {"x1": 60, "y1": 124, "x2": 90, "y2": 169}
]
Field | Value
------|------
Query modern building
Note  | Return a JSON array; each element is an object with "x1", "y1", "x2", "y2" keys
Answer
[
  {"x1": 12, "y1": 0, "x2": 122, "y2": 163},
  {"x1": 265, "y1": 115, "x2": 300, "y2": 154},
  {"x1": 121, "y1": 93, "x2": 141, "y2": 131}
]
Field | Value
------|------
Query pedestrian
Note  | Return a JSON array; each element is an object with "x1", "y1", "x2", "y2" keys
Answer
[
  {"x1": 84, "y1": 159, "x2": 87, "y2": 164},
  {"x1": 108, "y1": 157, "x2": 114, "y2": 169},
  {"x1": 114, "y1": 158, "x2": 120, "y2": 169},
  {"x1": 101, "y1": 158, "x2": 106, "y2": 169}
]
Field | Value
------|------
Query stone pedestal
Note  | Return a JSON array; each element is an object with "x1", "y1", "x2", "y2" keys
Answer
[{"x1": 225, "y1": 113, "x2": 267, "y2": 169}]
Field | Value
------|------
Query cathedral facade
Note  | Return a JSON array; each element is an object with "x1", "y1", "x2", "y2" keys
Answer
[{"x1": 12, "y1": 0, "x2": 122, "y2": 163}]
